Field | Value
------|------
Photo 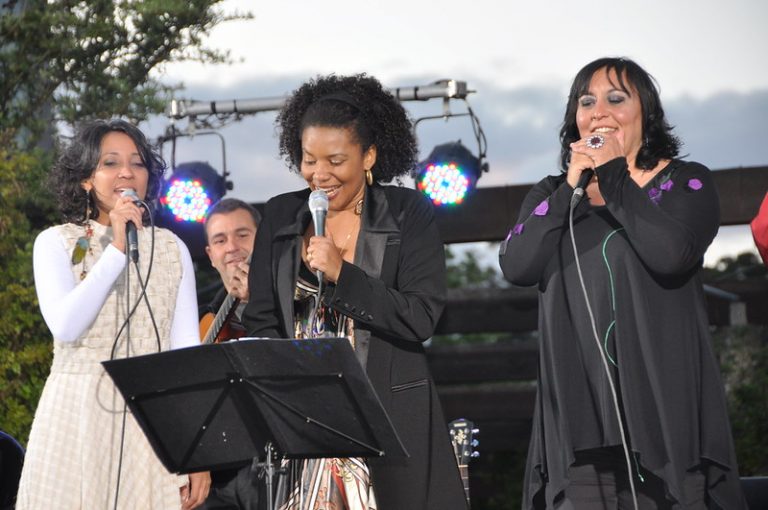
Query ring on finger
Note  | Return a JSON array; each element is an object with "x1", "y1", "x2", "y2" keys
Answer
[{"x1": 585, "y1": 134, "x2": 605, "y2": 149}]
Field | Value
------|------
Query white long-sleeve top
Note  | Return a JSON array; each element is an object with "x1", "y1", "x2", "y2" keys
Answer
[{"x1": 33, "y1": 226, "x2": 199, "y2": 349}]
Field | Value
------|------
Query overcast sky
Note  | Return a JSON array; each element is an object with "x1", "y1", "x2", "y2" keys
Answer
[{"x1": 145, "y1": 0, "x2": 768, "y2": 266}]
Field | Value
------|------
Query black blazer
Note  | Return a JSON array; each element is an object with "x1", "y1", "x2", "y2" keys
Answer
[{"x1": 242, "y1": 184, "x2": 468, "y2": 510}]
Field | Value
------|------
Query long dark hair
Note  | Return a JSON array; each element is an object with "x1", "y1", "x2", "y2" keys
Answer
[
  {"x1": 50, "y1": 119, "x2": 166, "y2": 224},
  {"x1": 275, "y1": 74, "x2": 418, "y2": 183},
  {"x1": 559, "y1": 57, "x2": 681, "y2": 171}
]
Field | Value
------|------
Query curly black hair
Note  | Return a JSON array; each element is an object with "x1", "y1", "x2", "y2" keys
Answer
[
  {"x1": 50, "y1": 119, "x2": 166, "y2": 224},
  {"x1": 275, "y1": 74, "x2": 418, "y2": 183},
  {"x1": 559, "y1": 57, "x2": 681, "y2": 172}
]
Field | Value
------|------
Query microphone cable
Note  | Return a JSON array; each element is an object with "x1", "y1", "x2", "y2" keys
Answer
[
  {"x1": 110, "y1": 199, "x2": 159, "y2": 510},
  {"x1": 109, "y1": 199, "x2": 159, "y2": 359},
  {"x1": 568, "y1": 184, "x2": 640, "y2": 510},
  {"x1": 131, "y1": 203, "x2": 161, "y2": 353}
]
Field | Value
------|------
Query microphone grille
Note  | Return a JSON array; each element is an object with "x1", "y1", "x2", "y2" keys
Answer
[
  {"x1": 308, "y1": 189, "x2": 328, "y2": 211},
  {"x1": 121, "y1": 188, "x2": 140, "y2": 201}
]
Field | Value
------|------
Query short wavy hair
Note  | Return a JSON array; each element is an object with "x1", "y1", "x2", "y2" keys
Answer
[
  {"x1": 275, "y1": 74, "x2": 418, "y2": 183},
  {"x1": 205, "y1": 198, "x2": 262, "y2": 232},
  {"x1": 559, "y1": 57, "x2": 681, "y2": 171},
  {"x1": 50, "y1": 119, "x2": 166, "y2": 224}
]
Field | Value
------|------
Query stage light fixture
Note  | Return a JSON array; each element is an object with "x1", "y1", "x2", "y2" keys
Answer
[
  {"x1": 412, "y1": 86, "x2": 488, "y2": 206},
  {"x1": 159, "y1": 161, "x2": 226, "y2": 223},
  {"x1": 156, "y1": 161, "x2": 227, "y2": 259},
  {"x1": 416, "y1": 141, "x2": 485, "y2": 206}
]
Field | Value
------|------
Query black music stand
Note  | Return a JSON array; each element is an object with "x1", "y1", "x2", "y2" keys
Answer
[{"x1": 103, "y1": 337, "x2": 406, "y2": 508}]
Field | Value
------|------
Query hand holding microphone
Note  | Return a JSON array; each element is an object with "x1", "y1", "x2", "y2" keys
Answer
[
  {"x1": 306, "y1": 189, "x2": 353, "y2": 283},
  {"x1": 307, "y1": 190, "x2": 329, "y2": 282},
  {"x1": 572, "y1": 131, "x2": 624, "y2": 167},
  {"x1": 568, "y1": 132, "x2": 612, "y2": 207},
  {"x1": 568, "y1": 130, "x2": 627, "y2": 207},
  {"x1": 570, "y1": 169, "x2": 595, "y2": 208},
  {"x1": 109, "y1": 188, "x2": 144, "y2": 262}
]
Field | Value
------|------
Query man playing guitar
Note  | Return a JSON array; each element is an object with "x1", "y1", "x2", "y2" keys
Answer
[
  {"x1": 200, "y1": 198, "x2": 261, "y2": 344},
  {"x1": 199, "y1": 198, "x2": 262, "y2": 510}
]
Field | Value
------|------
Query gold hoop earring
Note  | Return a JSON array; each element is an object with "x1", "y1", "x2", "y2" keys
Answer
[{"x1": 365, "y1": 169, "x2": 373, "y2": 187}]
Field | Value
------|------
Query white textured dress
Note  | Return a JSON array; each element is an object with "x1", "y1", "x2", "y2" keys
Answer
[{"x1": 18, "y1": 222, "x2": 199, "y2": 509}]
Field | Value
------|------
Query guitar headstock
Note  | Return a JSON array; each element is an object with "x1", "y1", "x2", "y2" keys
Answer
[{"x1": 449, "y1": 418, "x2": 479, "y2": 467}]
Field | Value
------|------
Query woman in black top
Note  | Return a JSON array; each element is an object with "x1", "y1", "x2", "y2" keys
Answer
[
  {"x1": 499, "y1": 57, "x2": 746, "y2": 509},
  {"x1": 241, "y1": 74, "x2": 467, "y2": 510}
]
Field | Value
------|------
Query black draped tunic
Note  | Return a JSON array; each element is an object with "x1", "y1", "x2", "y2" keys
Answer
[{"x1": 499, "y1": 158, "x2": 746, "y2": 509}]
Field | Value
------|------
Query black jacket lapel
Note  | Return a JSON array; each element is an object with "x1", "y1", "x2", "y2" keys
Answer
[
  {"x1": 352, "y1": 185, "x2": 400, "y2": 367},
  {"x1": 274, "y1": 203, "x2": 310, "y2": 338},
  {"x1": 355, "y1": 185, "x2": 399, "y2": 280}
]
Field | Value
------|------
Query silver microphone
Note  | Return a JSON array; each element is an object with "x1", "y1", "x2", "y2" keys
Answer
[
  {"x1": 570, "y1": 169, "x2": 594, "y2": 208},
  {"x1": 308, "y1": 190, "x2": 329, "y2": 280},
  {"x1": 121, "y1": 189, "x2": 141, "y2": 263}
]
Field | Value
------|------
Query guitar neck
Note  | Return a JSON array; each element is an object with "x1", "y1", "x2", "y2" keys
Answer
[
  {"x1": 459, "y1": 464, "x2": 470, "y2": 504},
  {"x1": 203, "y1": 293, "x2": 240, "y2": 345},
  {"x1": 449, "y1": 418, "x2": 476, "y2": 508}
]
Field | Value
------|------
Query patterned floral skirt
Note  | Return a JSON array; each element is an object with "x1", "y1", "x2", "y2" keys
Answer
[
  {"x1": 279, "y1": 277, "x2": 377, "y2": 510},
  {"x1": 276, "y1": 457, "x2": 376, "y2": 510}
]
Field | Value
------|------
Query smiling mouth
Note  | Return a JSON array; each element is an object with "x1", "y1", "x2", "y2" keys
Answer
[
  {"x1": 592, "y1": 127, "x2": 617, "y2": 134},
  {"x1": 315, "y1": 185, "x2": 341, "y2": 198}
]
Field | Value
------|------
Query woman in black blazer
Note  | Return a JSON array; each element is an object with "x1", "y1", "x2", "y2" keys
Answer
[{"x1": 241, "y1": 74, "x2": 467, "y2": 510}]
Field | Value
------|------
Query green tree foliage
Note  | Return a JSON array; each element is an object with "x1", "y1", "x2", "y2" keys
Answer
[
  {"x1": 702, "y1": 252, "x2": 767, "y2": 282},
  {"x1": 437, "y1": 245, "x2": 511, "y2": 345},
  {"x1": 445, "y1": 244, "x2": 505, "y2": 289},
  {"x1": 704, "y1": 252, "x2": 768, "y2": 474},
  {"x1": 0, "y1": 0, "x2": 249, "y2": 444},
  {"x1": 1, "y1": 0, "x2": 248, "y2": 146},
  {"x1": 714, "y1": 327, "x2": 768, "y2": 476},
  {"x1": 0, "y1": 149, "x2": 57, "y2": 442}
]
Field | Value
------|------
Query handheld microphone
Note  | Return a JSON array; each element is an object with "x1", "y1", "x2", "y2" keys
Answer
[
  {"x1": 570, "y1": 169, "x2": 595, "y2": 208},
  {"x1": 308, "y1": 189, "x2": 329, "y2": 281},
  {"x1": 121, "y1": 189, "x2": 141, "y2": 263}
]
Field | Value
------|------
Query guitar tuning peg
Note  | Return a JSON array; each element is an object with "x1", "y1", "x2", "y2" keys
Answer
[
  {"x1": 471, "y1": 439, "x2": 479, "y2": 447},
  {"x1": 471, "y1": 451, "x2": 480, "y2": 458},
  {"x1": 471, "y1": 428, "x2": 479, "y2": 435}
]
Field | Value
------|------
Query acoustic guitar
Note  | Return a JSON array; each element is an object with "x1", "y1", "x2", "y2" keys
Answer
[
  {"x1": 449, "y1": 418, "x2": 479, "y2": 507},
  {"x1": 199, "y1": 292, "x2": 242, "y2": 344},
  {"x1": 200, "y1": 257, "x2": 251, "y2": 344}
]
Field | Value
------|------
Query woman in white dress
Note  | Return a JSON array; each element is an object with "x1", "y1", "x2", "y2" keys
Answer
[{"x1": 17, "y1": 119, "x2": 210, "y2": 509}]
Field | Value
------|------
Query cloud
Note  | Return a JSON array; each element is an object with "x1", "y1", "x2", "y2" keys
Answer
[
  {"x1": 667, "y1": 90, "x2": 768, "y2": 169},
  {"x1": 145, "y1": 76, "x2": 767, "y2": 206},
  {"x1": 143, "y1": 77, "x2": 766, "y2": 265}
]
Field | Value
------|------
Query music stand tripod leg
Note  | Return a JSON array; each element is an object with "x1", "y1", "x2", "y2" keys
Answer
[{"x1": 254, "y1": 441, "x2": 280, "y2": 510}]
